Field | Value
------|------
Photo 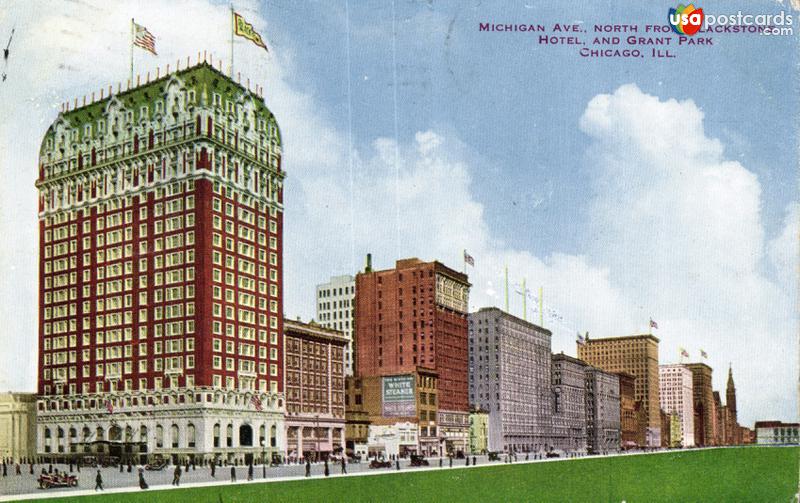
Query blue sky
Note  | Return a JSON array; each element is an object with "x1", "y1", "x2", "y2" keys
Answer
[{"x1": 0, "y1": 0, "x2": 796, "y2": 425}]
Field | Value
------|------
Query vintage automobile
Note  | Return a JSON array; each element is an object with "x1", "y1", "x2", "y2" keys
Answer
[
  {"x1": 144, "y1": 459, "x2": 169, "y2": 471},
  {"x1": 409, "y1": 454, "x2": 429, "y2": 467},
  {"x1": 369, "y1": 459, "x2": 392, "y2": 469},
  {"x1": 38, "y1": 472, "x2": 78, "y2": 489},
  {"x1": 347, "y1": 454, "x2": 362, "y2": 464},
  {"x1": 546, "y1": 451, "x2": 561, "y2": 458},
  {"x1": 487, "y1": 451, "x2": 501, "y2": 461}
]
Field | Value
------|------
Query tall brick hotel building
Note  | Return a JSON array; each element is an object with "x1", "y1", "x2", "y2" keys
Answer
[
  {"x1": 354, "y1": 257, "x2": 471, "y2": 454},
  {"x1": 34, "y1": 61, "x2": 286, "y2": 463}
]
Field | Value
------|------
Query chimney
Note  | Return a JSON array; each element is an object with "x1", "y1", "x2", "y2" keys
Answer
[{"x1": 365, "y1": 253, "x2": 372, "y2": 273}]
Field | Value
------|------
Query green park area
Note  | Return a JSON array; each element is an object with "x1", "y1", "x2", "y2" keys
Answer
[{"x1": 34, "y1": 446, "x2": 799, "y2": 503}]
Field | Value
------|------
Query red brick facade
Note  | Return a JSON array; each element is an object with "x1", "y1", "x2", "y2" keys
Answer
[{"x1": 354, "y1": 258, "x2": 470, "y2": 412}]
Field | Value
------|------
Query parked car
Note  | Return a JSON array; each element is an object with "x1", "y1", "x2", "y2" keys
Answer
[
  {"x1": 546, "y1": 451, "x2": 560, "y2": 458},
  {"x1": 145, "y1": 459, "x2": 168, "y2": 471},
  {"x1": 38, "y1": 473, "x2": 78, "y2": 489},
  {"x1": 488, "y1": 452, "x2": 501, "y2": 461},
  {"x1": 348, "y1": 454, "x2": 362, "y2": 464},
  {"x1": 409, "y1": 454, "x2": 429, "y2": 467},
  {"x1": 81, "y1": 456, "x2": 98, "y2": 468},
  {"x1": 369, "y1": 459, "x2": 392, "y2": 469}
]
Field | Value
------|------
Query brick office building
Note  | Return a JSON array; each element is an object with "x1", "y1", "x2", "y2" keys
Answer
[
  {"x1": 355, "y1": 257, "x2": 470, "y2": 455},
  {"x1": 578, "y1": 334, "x2": 661, "y2": 447},
  {"x1": 35, "y1": 61, "x2": 286, "y2": 463},
  {"x1": 283, "y1": 319, "x2": 347, "y2": 461},
  {"x1": 685, "y1": 363, "x2": 714, "y2": 446}
]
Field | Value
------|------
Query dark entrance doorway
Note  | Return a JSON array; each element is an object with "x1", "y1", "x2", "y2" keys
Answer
[{"x1": 239, "y1": 424, "x2": 253, "y2": 447}]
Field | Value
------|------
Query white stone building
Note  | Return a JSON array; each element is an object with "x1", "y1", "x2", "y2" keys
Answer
[
  {"x1": 658, "y1": 364, "x2": 695, "y2": 447},
  {"x1": 316, "y1": 275, "x2": 355, "y2": 375}
]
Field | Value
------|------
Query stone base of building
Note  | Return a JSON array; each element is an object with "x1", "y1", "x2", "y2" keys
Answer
[
  {"x1": 284, "y1": 415, "x2": 345, "y2": 462},
  {"x1": 438, "y1": 410, "x2": 469, "y2": 457},
  {"x1": 35, "y1": 388, "x2": 286, "y2": 465}
]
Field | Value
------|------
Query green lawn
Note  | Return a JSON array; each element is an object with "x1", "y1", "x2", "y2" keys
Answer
[{"x1": 32, "y1": 446, "x2": 799, "y2": 503}]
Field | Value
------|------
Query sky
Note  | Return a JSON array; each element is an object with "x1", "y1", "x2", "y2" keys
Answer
[{"x1": 0, "y1": 0, "x2": 797, "y2": 426}]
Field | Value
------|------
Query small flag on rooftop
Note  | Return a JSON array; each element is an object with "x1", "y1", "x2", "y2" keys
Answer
[
  {"x1": 700, "y1": 349, "x2": 708, "y2": 359},
  {"x1": 649, "y1": 318, "x2": 659, "y2": 330},
  {"x1": 233, "y1": 11, "x2": 269, "y2": 52},
  {"x1": 680, "y1": 347, "x2": 689, "y2": 358},
  {"x1": 132, "y1": 21, "x2": 157, "y2": 55},
  {"x1": 577, "y1": 332, "x2": 585, "y2": 345},
  {"x1": 463, "y1": 250, "x2": 475, "y2": 267}
]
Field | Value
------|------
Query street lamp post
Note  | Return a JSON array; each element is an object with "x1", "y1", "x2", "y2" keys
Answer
[
  {"x1": 314, "y1": 414, "x2": 320, "y2": 462},
  {"x1": 260, "y1": 439, "x2": 266, "y2": 478}
]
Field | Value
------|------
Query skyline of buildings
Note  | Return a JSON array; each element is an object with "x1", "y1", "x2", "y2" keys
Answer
[{"x1": 0, "y1": 59, "x2": 778, "y2": 467}]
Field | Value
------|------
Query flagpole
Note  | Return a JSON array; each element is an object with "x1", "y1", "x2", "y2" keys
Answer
[
  {"x1": 504, "y1": 266, "x2": 509, "y2": 313},
  {"x1": 230, "y1": 5, "x2": 235, "y2": 76},
  {"x1": 130, "y1": 18, "x2": 134, "y2": 86},
  {"x1": 462, "y1": 249, "x2": 466, "y2": 274},
  {"x1": 522, "y1": 278, "x2": 527, "y2": 321},
  {"x1": 539, "y1": 286, "x2": 543, "y2": 327}
]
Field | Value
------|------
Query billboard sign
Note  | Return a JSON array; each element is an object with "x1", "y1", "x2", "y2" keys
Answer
[{"x1": 382, "y1": 375, "x2": 416, "y2": 417}]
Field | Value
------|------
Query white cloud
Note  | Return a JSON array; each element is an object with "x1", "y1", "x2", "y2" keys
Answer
[{"x1": 580, "y1": 84, "x2": 797, "y2": 424}]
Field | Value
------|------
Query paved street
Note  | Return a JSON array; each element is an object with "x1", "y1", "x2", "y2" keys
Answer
[{"x1": 0, "y1": 455, "x2": 507, "y2": 500}]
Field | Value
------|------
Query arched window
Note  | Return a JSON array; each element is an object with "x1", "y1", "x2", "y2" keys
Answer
[
  {"x1": 188, "y1": 423, "x2": 196, "y2": 448},
  {"x1": 270, "y1": 424, "x2": 277, "y2": 448},
  {"x1": 96, "y1": 427, "x2": 105, "y2": 441},
  {"x1": 140, "y1": 425, "x2": 148, "y2": 442},
  {"x1": 82, "y1": 427, "x2": 91, "y2": 441},
  {"x1": 69, "y1": 427, "x2": 77, "y2": 439},
  {"x1": 125, "y1": 426, "x2": 133, "y2": 442},
  {"x1": 156, "y1": 425, "x2": 164, "y2": 448},
  {"x1": 57, "y1": 427, "x2": 65, "y2": 439},
  {"x1": 171, "y1": 424, "x2": 180, "y2": 448},
  {"x1": 109, "y1": 425, "x2": 122, "y2": 442},
  {"x1": 259, "y1": 424, "x2": 266, "y2": 447},
  {"x1": 226, "y1": 424, "x2": 233, "y2": 447},
  {"x1": 213, "y1": 423, "x2": 221, "y2": 448},
  {"x1": 44, "y1": 427, "x2": 52, "y2": 439}
]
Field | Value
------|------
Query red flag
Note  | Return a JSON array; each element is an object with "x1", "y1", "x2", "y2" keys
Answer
[
  {"x1": 105, "y1": 399, "x2": 114, "y2": 414},
  {"x1": 250, "y1": 395, "x2": 263, "y2": 411}
]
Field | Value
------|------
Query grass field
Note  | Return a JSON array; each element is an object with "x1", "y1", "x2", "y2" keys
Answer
[{"x1": 32, "y1": 447, "x2": 799, "y2": 503}]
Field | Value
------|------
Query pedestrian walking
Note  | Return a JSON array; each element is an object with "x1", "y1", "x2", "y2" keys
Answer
[
  {"x1": 305, "y1": 459, "x2": 311, "y2": 477},
  {"x1": 48, "y1": 464, "x2": 53, "y2": 474},
  {"x1": 247, "y1": 462, "x2": 253, "y2": 481},
  {"x1": 341, "y1": 457, "x2": 347, "y2": 474},
  {"x1": 449, "y1": 456, "x2": 453, "y2": 468},
  {"x1": 127, "y1": 462, "x2": 132, "y2": 473},
  {"x1": 29, "y1": 463, "x2": 34, "y2": 475},
  {"x1": 439, "y1": 458, "x2": 442, "y2": 468},
  {"x1": 230, "y1": 465, "x2": 236, "y2": 482},
  {"x1": 69, "y1": 461, "x2": 73, "y2": 472},
  {"x1": 473, "y1": 456, "x2": 477, "y2": 465},
  {"x1": 395, "y1": 459, "x2": 400, "y2": 471},
  {"x1": 119, "y1": 463, "x2": 123, "y2": 473},
  {"x1": 172, "y1": 465, "x2": 182, "y2": 486},
  {"x1": 138, "y1": 467, "x2": 148, "y2": 490},
  {"x1": 15, "y1": 463, "x2": 21, "y2": 475},
  {"x1": 2, "y1": 461, "x2": 6, "y2": 477},
  {"x1": 95, "y1": 470, "x2": 104, "y2": 491},
  {"x1": 211, "y1": 462, "x2": 216, "y2": 478},
  {"x1": 324, "y1": 460, "x2": 329, "y2": 477}
]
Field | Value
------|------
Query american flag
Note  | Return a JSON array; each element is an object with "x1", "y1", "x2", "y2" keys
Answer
[
  {"x1": 700, "y1": 349, "x2": 708, "y2": 359},
  {"x1": 463, "y1": 250, "x2": 475, "y2": 267},
  {"x1": 680, "y1": 347, "x2": 689, "y2": 358},
  {"x1": 105, "y1": 399, "x2": 114, "y2": 414},
  {"x1": 649, "y1": 318, "x2": 658, "y2": 330},
  {"x1": 250, "y1": 395, "x2": 263, "y2": 412},
  {"x1": 133, "y1": 21, "x2": 157, "y2": 55}
]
